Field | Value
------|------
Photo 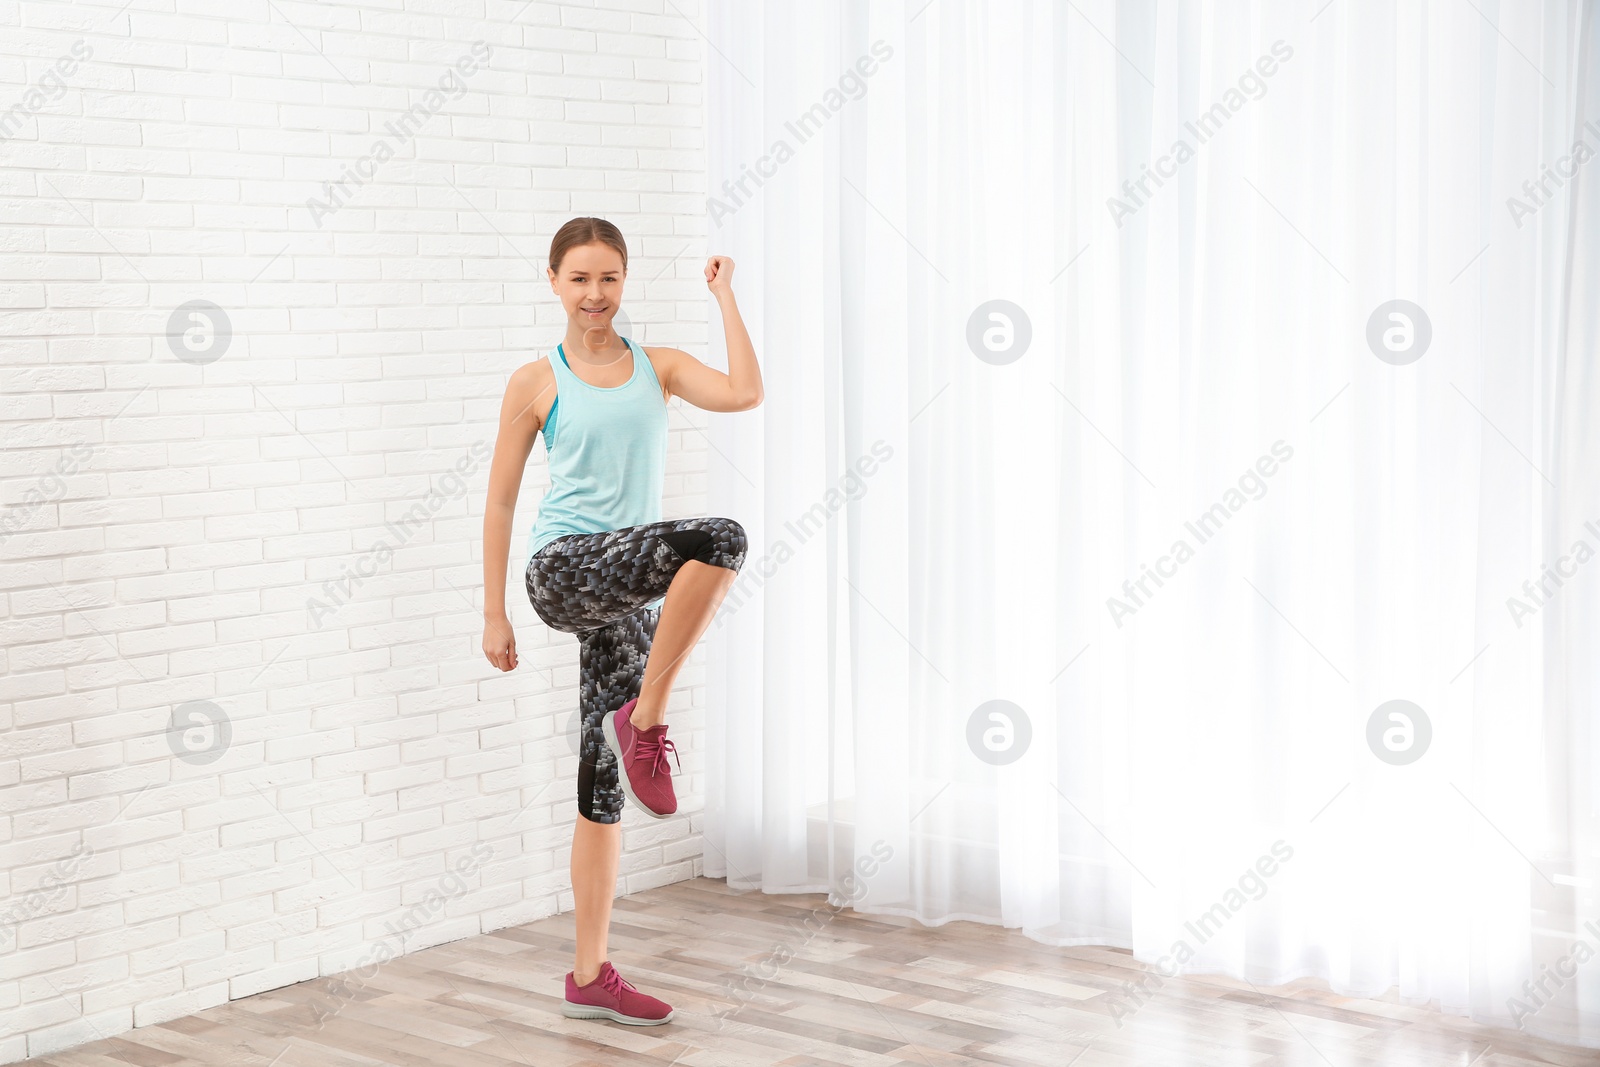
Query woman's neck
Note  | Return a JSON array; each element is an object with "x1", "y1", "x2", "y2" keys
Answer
[{"x1": 561, "y1": 326, "x2": 629, "y2": 368}]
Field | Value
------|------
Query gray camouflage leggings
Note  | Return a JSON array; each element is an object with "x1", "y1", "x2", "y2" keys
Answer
[{"x1": 525, "y1": 517, "x2": 747, "y2": 824}]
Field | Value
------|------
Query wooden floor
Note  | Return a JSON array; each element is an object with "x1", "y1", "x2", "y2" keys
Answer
[{"x1": 24, "y1": 876, "x2": 1594, "y2": 1067}]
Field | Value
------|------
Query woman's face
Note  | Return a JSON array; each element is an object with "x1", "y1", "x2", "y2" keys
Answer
[{"x1": 550, "y1": 242, "x2": 625, "y2": 328}]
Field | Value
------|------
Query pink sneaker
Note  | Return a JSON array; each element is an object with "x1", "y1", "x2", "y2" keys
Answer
[
  {"x1": 562, "y1": 961, "x2": 674, "y2": 1025},
  {"x1": 601, "y1": 697, "x2": 680, "y2": 818}
]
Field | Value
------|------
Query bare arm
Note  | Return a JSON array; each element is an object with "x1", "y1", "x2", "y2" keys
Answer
[
  {"x1": 482, "y1": 361, "x2": 551, "y2": 670},
  {"x1": 654, "y1": 256, "x2": 763, "y2": 413}
]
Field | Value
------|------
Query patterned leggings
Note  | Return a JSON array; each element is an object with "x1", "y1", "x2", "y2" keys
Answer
[{"x1": 525, "y1": 517, "x2": 748, "y2": 824}]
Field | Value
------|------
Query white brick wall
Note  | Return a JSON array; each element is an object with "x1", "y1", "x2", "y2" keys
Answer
[{"x1": 0, "y1": 1, "x2": 714, "y2": 1059}]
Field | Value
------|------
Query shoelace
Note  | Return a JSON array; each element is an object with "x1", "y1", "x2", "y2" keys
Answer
[
  {"x1": 600, "y1": 966, "x2": 637, "y2": 1000},
  {"x1": 634, "y1": 730, "x2": 681, "y2": 778}
]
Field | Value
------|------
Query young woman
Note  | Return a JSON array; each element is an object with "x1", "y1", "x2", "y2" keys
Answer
[{"x1": 480, "y1": 217, "x2": 761, "y2": 1026}]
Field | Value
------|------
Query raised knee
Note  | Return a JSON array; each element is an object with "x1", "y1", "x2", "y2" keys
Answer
[
  {"x1": 661, "y1": 527, "x2": 717, "y2": 567},
  {"x1": 715, "y1": 518, "x2": 747, "y2": 572}
]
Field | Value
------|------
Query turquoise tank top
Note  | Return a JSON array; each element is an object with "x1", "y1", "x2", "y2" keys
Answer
[{"x1": 527, "y1": 336, "x2": 669, "y2": 565}]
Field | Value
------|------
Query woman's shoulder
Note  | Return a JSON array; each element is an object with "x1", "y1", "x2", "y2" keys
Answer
[
  {"x1": 508, "y1": 355, "x2": 555, "y2": 392},
  {"x1": 506, "y1": 356, "x2": 557, "y2": 426},
  {"x1": 638, "y1": 343, "x2": 689, "y2": 362},
  {"x1": 638, "y1": 343, "x2": 689, "y2": 400}
]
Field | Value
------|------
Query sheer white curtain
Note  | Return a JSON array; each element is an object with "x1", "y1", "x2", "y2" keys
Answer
[{"x1": 703, "y1": 0, "x2": 1600, "y2": 1045}]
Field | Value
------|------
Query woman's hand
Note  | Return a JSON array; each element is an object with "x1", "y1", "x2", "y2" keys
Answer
[
  {"x1": 705, "y1": 255, "x2": 735, "y2": 298},
  {"x1": 483, "y1": 613, "x2": 518, "y2": 671}
]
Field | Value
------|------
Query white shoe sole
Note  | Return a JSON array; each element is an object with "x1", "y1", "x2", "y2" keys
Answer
[
  {"x1": 561, "y1": 1001, "x2": 675, "y2": 1025},
  {"x1": 600, "y1": 709, "x2": 675, "y2": 820}
]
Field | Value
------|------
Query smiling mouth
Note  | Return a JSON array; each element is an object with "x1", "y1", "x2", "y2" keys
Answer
[{"x1": 581, "y1": 305, "x2": 607, "y2": 315}]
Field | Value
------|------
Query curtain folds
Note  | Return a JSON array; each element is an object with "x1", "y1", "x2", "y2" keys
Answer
[{"x1": 704, "y1": 0, "x2": 1600, "y2": 1046}]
